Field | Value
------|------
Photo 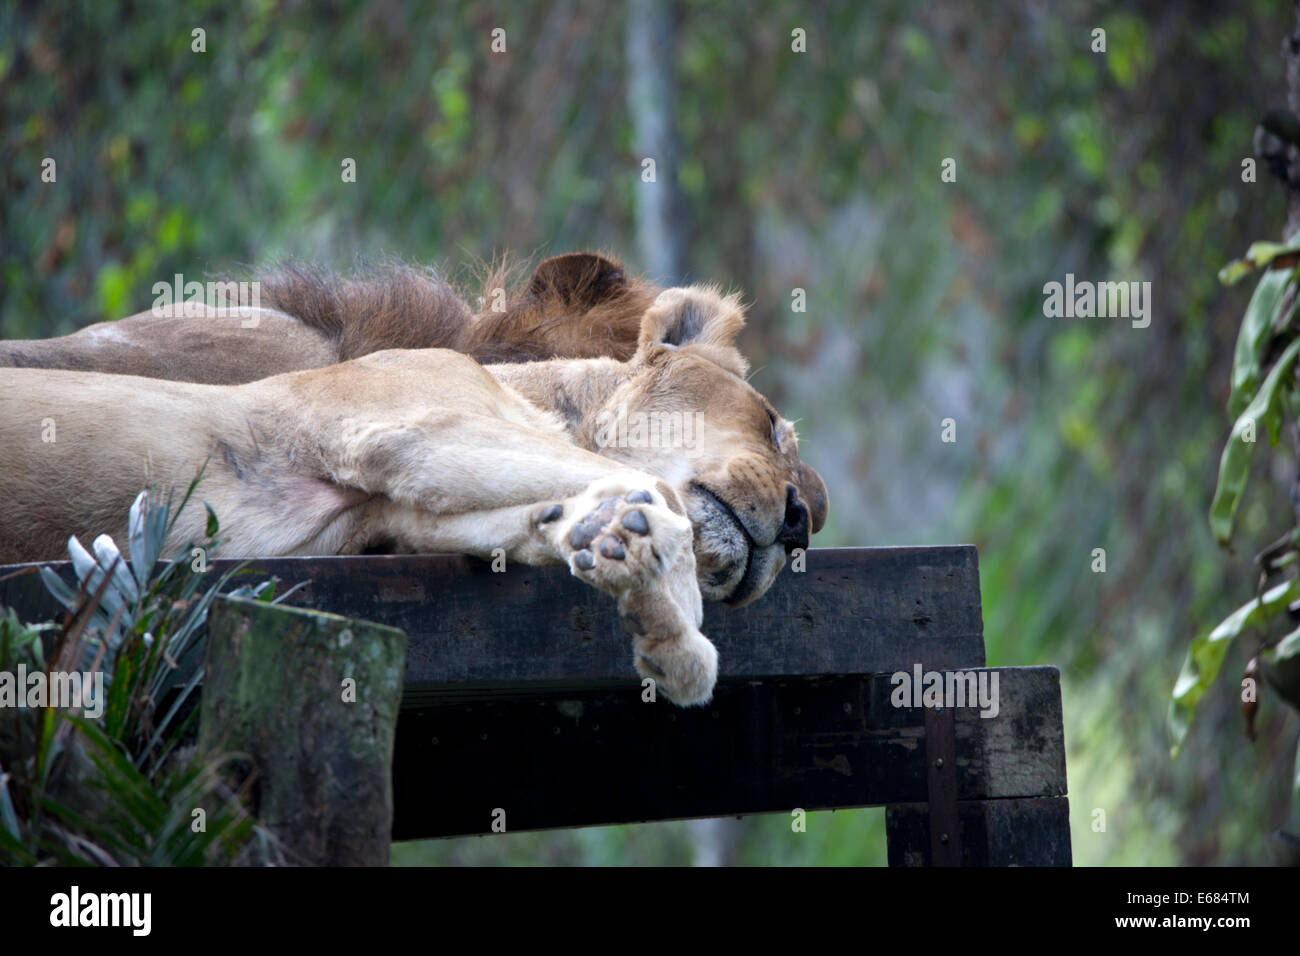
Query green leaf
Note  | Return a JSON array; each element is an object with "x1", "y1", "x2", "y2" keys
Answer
[
  {"x1": 1229, "y1": 268, "x2": 1296, "y2": 419},
  {"x1": 1262, "y1": 622, "x2": 1300, "y2": 712},
  {"x1": 204, "y1": 502, "x2": 219, "y2": 537},
  {"x1": 1209, "y1": 337, "x2": 1300, "y2": 546},
  {"x1": 1294, "y1": 733, "x2": 1300, "y2": 810},
  {"x1": 103, "y1": 648, "x2": 138, "y2": 740},
  {"x1": 1275, "y1": 625, "x2": 1300, "y2": 662},
  {"x1": 1169, "y1": 577, "x2": 1300, "y2": 757},
  {"x1": 38, "y1": 565, "x2": 77, "y2": 611},
  {"x1": 1219, "y1": 239, "x2": 1300, "y2": 286}
]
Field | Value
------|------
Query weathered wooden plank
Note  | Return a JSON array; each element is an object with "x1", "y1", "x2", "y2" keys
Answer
[
  {"x1": 0, "y1": 546, "x2": 986, "y2": 682},
  {"x1": 200, "y1": 597, "x2": 407, "y2": 865},
  {"x1": 389, "y1": 666, "x2": 1063, "y2": 840},
  {"x1": 885, "y1": 797, "x2": 1073, "y2": 866},
  {"x1": 973, "y1": 664, "x2": 1068, "y2": 798}
]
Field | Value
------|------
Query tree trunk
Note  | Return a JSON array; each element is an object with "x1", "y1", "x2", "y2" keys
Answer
[{"x1": 626, "y1": 0, "x2": 686, "y2": 284}]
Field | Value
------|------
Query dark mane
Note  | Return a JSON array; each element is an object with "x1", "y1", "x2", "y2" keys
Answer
[{"x1": 247, "y1": 253, "x2": 659, "y2": 365}]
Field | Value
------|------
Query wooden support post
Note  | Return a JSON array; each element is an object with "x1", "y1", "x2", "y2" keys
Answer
[{"x1": 199, "y1": 595, "x2": 407, "y2": 866}]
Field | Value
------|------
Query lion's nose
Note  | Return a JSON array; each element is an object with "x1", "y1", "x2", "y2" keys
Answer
[
  {"x1": 776, "y1": 484, "x2": 810, "y2": 553},
  {"x1": 796, "y1": 461, "x2": 828, "y2": 534}
]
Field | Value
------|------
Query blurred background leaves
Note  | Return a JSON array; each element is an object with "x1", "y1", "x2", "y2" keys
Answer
[{"x1": 2, "y1": 0, "x2": 1297, "y2": 864}]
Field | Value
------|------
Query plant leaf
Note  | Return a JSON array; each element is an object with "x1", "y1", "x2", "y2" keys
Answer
[
  {"x1": 127, "y1": 490, "x2": 151, "y2": 588},
  {"x1": 92, "y1": 534, "x2": 139, "y2": 605},
  {"x1": 0, "y1": 767, "x2": 27, "y2": 848},
  {"x1": 1169, "y1": 577, "x2": 1300, "y2": 757},
  {"x1": 1294, "y1": 732, "x2": 1300, "y2": 810},
  {"x1": 1210, "y1": 336, "x2": 1300, "y2": 546},
  {"x1": 1229, "y1": 268, "x2": 1296, "y2": 419},
  {"x1": 1261, "y1": 621, "x2": 1300, "y2": 712},
  {"x1": 37, "y1": 566, "x2": 77, "y2": 612},
  {"x1": 1219, "y1": 239, "x2": 1300, "y2": 286}
]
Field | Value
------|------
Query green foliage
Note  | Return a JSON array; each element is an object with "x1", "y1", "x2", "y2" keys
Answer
[
  {"x1": 0, "y1": 485, "x2": 274, "y2": 865},
  {"x1": 1170, "y1": 578, "x2": 1299, "y2": 755},
  {"x1": 1209, "y1": 336, "x2": 1300, "y2": 545},
  {"x1": 1228, "y1": 268, "x2": 1297, "y2": 419},
  {"x1": 29, "y1": 716, "x2": 258, "y2": 867},
  {"x1": 1263, "y1": 625, "x2": 1300, "y2": 716},
  {"x1": 1218, "y1": 240, "x2": 1300, "y2": 286},
  {"x1": 1173, "y1": 247, "x2": 1300, "y2": 825}
]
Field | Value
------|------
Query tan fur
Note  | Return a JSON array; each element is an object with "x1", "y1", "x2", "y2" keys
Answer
[
  {"x1": 0, "y1": 286, "x2": 827, "y2": 706},
  {"x1": 0, "y1": 253, "x2": 658, "y2": 384}
]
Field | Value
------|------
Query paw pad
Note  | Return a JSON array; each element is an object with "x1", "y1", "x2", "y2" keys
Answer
[{"x1": 569, "y1": 496, "x2": 620, "y2": 550}]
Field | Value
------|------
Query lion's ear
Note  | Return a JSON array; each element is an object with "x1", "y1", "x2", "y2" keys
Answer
[
  {"x1": 637, "y1": 286, "x2": 748, "y2": 376},
  {"x1": 529, "y1": 253, "x2": 628, "y2": 307},
  {"x1": 638, "y1": 286, "x2": 746, "y2": 350}
]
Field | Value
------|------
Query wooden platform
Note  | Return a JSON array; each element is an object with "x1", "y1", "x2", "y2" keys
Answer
[{"x1": 0, "y1": 545, "x2": 1072, "y2": 865}]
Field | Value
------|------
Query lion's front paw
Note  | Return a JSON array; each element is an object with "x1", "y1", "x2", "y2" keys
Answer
[
  {"x1": 632, "y1": 627, "x2": 718, "y2": 707},
  {"x1": 544, "y1": 475, "x2": 715, "y2": 706},
  {"x1": 551, "y1": 480, "x2": 691, "y2": 595}
]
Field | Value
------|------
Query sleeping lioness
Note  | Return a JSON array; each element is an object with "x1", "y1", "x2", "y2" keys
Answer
[{"x1": 0, "y1": 283, "x2": 828, "y2": 707}]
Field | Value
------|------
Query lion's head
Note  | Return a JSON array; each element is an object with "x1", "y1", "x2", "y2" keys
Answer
[{"x1": 580, "y1": 286, "x2": 829, "y2": 606}]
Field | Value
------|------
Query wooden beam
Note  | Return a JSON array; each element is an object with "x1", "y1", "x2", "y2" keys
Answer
[
  {"x1": 885, "y1": 797, "x2": 1072, "y2": 866},
  {"x1": 0, "y1": 546, "x2": 986, "y2": 683},
  {"x1": 389, "y1": 666, "x2": 1064, "y2": 841}
]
